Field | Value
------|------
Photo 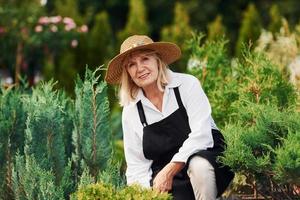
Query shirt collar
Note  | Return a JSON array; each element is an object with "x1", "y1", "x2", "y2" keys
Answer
[
  {"x1": 165, "y1": 69, "x2": 182, "y2": 89},
  {"x1": 130, "y1": 69, "x2": 182, "y2": 106}
]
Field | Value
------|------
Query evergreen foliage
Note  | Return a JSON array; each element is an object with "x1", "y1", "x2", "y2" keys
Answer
[
  {"x1": 72, "y1": 183, "x2": 172, "y2": 200},
  {"x1": 22, "y1": 81, "x2": 67, "y2": 183},
  {"x1": 54, "y1": 0, "x2": 85, "y2": 24},
  {"x1": 117, "y1": 0, "x2": 149, "y2": 46},
  {"x1": 72, "y1": 67, "x2": 112, "y2": 178},
  {"x1": 87, "y1": 11, "x2": 114, "y2": 71},
  {"x1": 236, "y1": 3, "x2": 262, "y2": 57},
  {"x1": 187, "y1": 32, "x2": 300, "y2": 198},
  {"x1": 161, "y1": 2, "x2": 192, "y2": 72},
  {"x1": 12, "y1": 153, "x2": 64, "y2": 200},
  {"x1": 186, "y1": 33, "x2": 233, "y2": 127},
  {"x1": 207, "y1": 15, "x2": 226, "y2": 41},
  {"x1": 56, "y1": 51, "x2": 78, "y2": 95},
  {"x1": 255, "y1": 20, "x2": 300, "y2": 92},
  {"x1": 0, "y1": 67, "x2": 117, "y2": 199},
  {"x1": 0, "y1": 86, "x2": 27, "y2": 199},
  {"x1": 97, "y1": 153, "x2": 125, "y2": 188},
  {"x1": 268, "y1": 4, "x2": 283, "y2": 34}
]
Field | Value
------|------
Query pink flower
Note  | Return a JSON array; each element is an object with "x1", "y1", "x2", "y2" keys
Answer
[
  {"x1": 35, "y1": 25, "x2": 43, "y2": 32},
  {"x1": 63, "y1": 17, "x2": 75, "y2": 25},
  {"x1": 79, "y1": 25, "x2": 88, "y2": 33},
  {"x1": 65, "y1": 23, "x2": 76, "y2": 31},
  {"x1": 50, "y1": 25, "x2": 58, "y2": 32},
  {"x1": 38, "y1": 16, "x2": 49, "y2": 24},
  {"x1": 50, "y1": 16, "x2": 62, "y2": 24},
  {"x1": 0, "y1": 27, "x2": 6, "y2": 34},
  {"x1": 71, "y1": 39, "x2": 78, "y2": 48}
]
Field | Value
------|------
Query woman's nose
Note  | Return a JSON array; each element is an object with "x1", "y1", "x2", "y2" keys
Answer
[{"x1": 136, "y1": 61, "x2": 145, "y2": 71}]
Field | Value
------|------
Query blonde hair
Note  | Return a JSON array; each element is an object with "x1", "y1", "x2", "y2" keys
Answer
[{"x1": 119, "y1": 50, "x2": 169, "y2": 106}]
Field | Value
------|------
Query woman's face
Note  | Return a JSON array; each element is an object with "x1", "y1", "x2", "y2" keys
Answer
[{"x1": 125, "y1": 52, "x2": 159, "y2": 89}]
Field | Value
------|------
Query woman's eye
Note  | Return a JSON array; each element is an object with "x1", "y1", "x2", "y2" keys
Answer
[{"x1": 142, "y1": 57, "x2": 149, "y2": 61}]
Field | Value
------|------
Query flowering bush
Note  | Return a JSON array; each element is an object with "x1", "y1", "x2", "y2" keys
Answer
[{"x1": 29, "y1": 15, "x2": 88, "y2": 52}]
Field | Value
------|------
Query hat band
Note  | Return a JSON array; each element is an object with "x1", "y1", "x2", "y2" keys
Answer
[{"x1": 125, "y1": 41, "x2": 148, "y2": 52}]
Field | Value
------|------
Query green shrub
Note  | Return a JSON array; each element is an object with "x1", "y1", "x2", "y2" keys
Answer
[
  {"x1": 187, "y1": 32, "x2": 300, "y2": 198},
  {"x1": 72, "y1": 183, "x2": 172, "y2": 200}
]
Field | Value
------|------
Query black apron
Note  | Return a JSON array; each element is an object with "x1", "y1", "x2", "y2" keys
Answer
[{"x1": 137, "y1": 87, "x2": 234, "y2": 200}]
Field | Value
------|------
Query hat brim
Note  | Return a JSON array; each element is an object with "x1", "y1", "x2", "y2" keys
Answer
[{"x1": 105, "y1": 42, "x2": 181, "y2": 84}]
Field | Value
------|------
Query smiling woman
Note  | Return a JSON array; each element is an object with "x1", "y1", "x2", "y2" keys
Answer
[
  {"x1": 119, "y1": 50, "x2": 169, "y2": 107},
  {"x1": 105, "y1": 35, "x2": 234, "y2": 200}
]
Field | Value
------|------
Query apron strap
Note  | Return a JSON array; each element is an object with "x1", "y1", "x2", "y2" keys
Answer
[
  {"x1": 137, "y1": 100, "x2": 148, "y2": 127},
  {"x1": 136, "y1": 87, "x2": 183, "y2": 127},
  {"x1": 174, "y1": 87, "x2": 184, "y2": 109}
]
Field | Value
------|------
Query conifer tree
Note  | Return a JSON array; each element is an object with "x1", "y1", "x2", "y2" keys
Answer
[
  {"x1": 87, "y1": 11, "x2": 113, "y2": 71},
  {"x1": 22, "y1": 81, "x2": 67, "y2": 183},
  {"x1": 268, "y1": 4, "x2": 283, "y2": 34},
  {"x1": 186, "y1": 33, "x2": 232, "y2": 126},
  {"x1": 207, "y1": 15, "x2": 226, "y2": 41},
  {"x1": 72, "y1": 67, "x2": 112, "y2": 180},
  {"x1": 117, "y1": 0, "x2": 149, "y2": 46},
  {"x1": 12, "y1": 153, "x2": 65, "y2": 200},
  {"x1": 56, "y1": 51, "x2": 78, "y2": 94},
  {"x1": 187, "y1": 32, "x2": 299, "y2": 198},
  {"x1": 236, "y1": 3, "x2": 262, "y2": 57},
  {"x1": 0, "y1": 86, "x2": 27, "y2": 200},
  {"x1": 161, "y1": 2, "x2": 192, "y2": 72},
  {"x1": 54, "y1": 0, "x2": 84, "y2": 24}
]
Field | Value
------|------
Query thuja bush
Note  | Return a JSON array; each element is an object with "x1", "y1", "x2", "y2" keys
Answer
[
  {"x1": 0, "y1": 67, "x2": 124, "y2": 199},
  {"x1": 72, "y1": 67, "x2": 112, "y2": 179},
  {"x1": 0, "y1": 86, "x2": 27, "y2": 199},
  {"x1": 72, "y1": 183, "x2": 171, "y2": 200},
  {"x1": 187, "y1": 32, "x2": 300, "y2": 199},
  {"x1": 186, "y1": 32, "x2": 236, "y2": 127}
]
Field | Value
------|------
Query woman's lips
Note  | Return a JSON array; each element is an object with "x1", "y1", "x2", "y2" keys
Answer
[{"x1": 139, "y1": 73, "x2": 150, "y2": 79}]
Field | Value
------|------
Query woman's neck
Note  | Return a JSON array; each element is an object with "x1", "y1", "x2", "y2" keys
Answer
[{"x1": 142, "y1": 84, "x2": 164, "y2": 111}]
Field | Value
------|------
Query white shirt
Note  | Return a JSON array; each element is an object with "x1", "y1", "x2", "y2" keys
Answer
[{"x1": 122, "y1": 70, "x2": 217, "y2": 187}]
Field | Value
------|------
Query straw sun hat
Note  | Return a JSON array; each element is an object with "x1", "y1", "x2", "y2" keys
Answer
[{"x1": 105, "y1": 35, "x2": 181, "y2": 84}]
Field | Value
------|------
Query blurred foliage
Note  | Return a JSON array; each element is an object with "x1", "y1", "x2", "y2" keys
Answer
[
  {"x1": 2, "y1": 0, "x2": 300, "y2": 95},
  {"x1": 256, "y1": 19, "x2": 300, "y2": 92},
  {"x1": 235, "y1": 3, "x2": 262, "y2": 57},
  {"x1": 207, "y1": 15, "x2": 226, "y2": 41},
  {"x1": 161, "y1": 2, "x2": 192, "y2": 72},
  {"x1": 117, "y1": 0, "x2": 149, "y2": 46},
  {"x1": 268, "y1": 4, "x2": 283, "y2": 34}
]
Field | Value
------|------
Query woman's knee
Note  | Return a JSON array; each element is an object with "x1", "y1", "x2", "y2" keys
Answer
[{"x1": 187, "y1": 156, "x2": 215, "y2": 180}]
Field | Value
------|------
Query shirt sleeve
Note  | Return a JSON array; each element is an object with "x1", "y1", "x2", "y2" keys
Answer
[
  {"x1": 171, "y1": 76, "x2": 214, "y2": 163},
  {"x1": 122, "y1": 108, "x2": 153, "y2": 187}
]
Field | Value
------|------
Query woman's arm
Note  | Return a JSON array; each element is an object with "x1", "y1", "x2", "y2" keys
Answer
[
  {"x1": 153, "y1": 162, "x2": 185, "y2": 192},
  {"x1": 171, "y1": 75, "x2": 214, "y2": 163},
  {"x1": 122, "y1": 109, "x2": 153, "y2": 187}
]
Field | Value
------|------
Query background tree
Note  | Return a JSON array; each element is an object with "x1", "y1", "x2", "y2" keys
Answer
[
  {"x1": 87, "y1": 11, "x2": 114, "y2": 73},
  {"x1": 235, "y1": 3, "x2": 262, "y2": 57},
  {"x1": 0, "y1": 87, "x2": 27, "y2": 200},
  {"x1": 161, "y1": 2, "x2": 192, "y2": 72},
  {"x1": 0, "y1": 0, "x2": 44, "y2": 85},
  {"x1": 117, "y1": 0, "x2": 149, "y2": 46},
  {"x1": 207, "y1": 15, "x2": 226, "y2": 41},
  {"x1": 268, "y1": 4, "x2": 283, "y2": 34}
]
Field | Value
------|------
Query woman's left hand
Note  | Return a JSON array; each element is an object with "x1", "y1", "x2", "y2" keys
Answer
[{"x1": 153, "y1": 162, "x2": 185, "y2": 193}]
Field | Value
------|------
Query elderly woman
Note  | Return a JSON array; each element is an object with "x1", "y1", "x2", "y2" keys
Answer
[{"x1": 105, "y1": 35, "x2": 234, "y2": 200}]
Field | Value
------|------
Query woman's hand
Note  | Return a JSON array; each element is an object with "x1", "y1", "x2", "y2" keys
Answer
[{"x1": 153, "y1": 162, "x2": 185, "y2": 193}]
